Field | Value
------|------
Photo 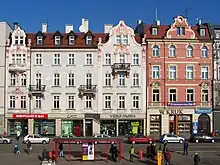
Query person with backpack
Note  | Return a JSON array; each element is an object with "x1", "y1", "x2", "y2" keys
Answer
[
  {"x1": 129, "y1": 145, "x2": 135, "y2": 162},
  {"x1": 193, "y1": 153, "x2": 200, "y2": 165},
  {"x1": 164, "y1": 150, "x2": 171, "y2": 165}
]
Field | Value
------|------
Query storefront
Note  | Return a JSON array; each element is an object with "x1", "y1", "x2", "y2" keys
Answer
[
  {"x1": 34, "y1": 119, "x2": 55, "y2": 136},
  {"x1": 61, "y1": 120, "x2": 83, "y2": 136},
  {"x1": 149, "y1": 115, "x2": 161, "y2": 138},
  {"x1": 100, "y1": 120, "x2": 116, "y2": 136},
  {"x1": 7, "y1": 119, "x2": 28, "y2": 136}
]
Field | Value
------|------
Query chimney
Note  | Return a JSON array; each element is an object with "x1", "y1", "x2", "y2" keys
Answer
[
  {"x1": 79, "y1": 18, "x2": 89, "y2": 33},
  {"x1": 42, "y1": 23, "x2": 47, "y2": 33},
  {"x1": 199, "y1": 20, "x2": 202, "y2": 25},
  {"x1": 137, "y1": 20, "x2": 142, "y2": 25},
  {"x1": 13, "y1": 22, "x2": 19, "y2": 30},
  {"x1": 104, "y1": 24, "x2": 113, "y2": 33},
  {"x1": 156, "y1": 20, "x2": 160, "y2": 26},
  {"x1": 65, "y1": 24, "x2": 73, "y2": 33}
]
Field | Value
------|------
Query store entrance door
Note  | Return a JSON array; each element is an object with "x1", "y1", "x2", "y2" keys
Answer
[
  {"x1": 85, "y1": 120, "x2": 93, "y2": 136},
  {"x1": 198, "y1": 114, "x2": 210, "y2": 134}
]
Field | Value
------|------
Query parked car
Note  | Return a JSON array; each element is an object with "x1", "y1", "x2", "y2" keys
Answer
[
  {"x1": 23, "y1": 134, "x2": 50, "y2": 144},
  {"x1": 93, "y1": 134, "x2": 112, "y2": 144},
  {"x1": 128, "y1": 134, "x2": 156, "y2": 144},
  {"x1": 190, "y1": 134, "x2": 215, "y2": 143},
  {"x1": 160, "y1": 134, "x2": 185, "y2": 143},
  {"x1": 60, "y1": 134, "x2": 75, "y2": 138},
  {"x1": 0, "y1": 135, "x2": 12, "y2": 144}
]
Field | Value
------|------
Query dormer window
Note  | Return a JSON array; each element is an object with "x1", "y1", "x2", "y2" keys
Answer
[
  {"x1": 200, "y1": 28, "x2": 206, "y2": 36},
  {"x1": 116, "y1": 35, "x2": 121, "y2": 44},
  {"x1": 152, "y1": 28, "x2": 158, "y2": 35},
  {"x1": 37, "y1": 36, "x2": 43, "y2": 45},
  {"x1": 20, "y1": 37, "x2": 24, "y2": 44},
  {"x1": 86, "y1": 36, "x2": 92, "y2": 45},
  {"x1": 177, "y1": 27, "x2": 185, "y2": 35},
  {"x1": 55, "y1": 36, "x2": 61, "y2": 45},
  {"x1": 122, "y1": 35, "x2": 128, "y2": 45},
  {"x1": 15, "y1": 36, "x2": 19, "y2": 45},
  {"x1": 14, "y1": 36, "x2": 24, "y2": 45},
  {"x1": 69, "y1": 36, "x2": 75, "y2": 45}
]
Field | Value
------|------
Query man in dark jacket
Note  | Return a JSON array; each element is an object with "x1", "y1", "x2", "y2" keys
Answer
[
  {"x1": 113, "y1": 146, "x2": 118, "y2": 162},
  {"x1": 109, "y1": 144, "x2": 114, "y2": 161},
  {"x1": 59, "y1": 143, "x2": 64, "y2": 157},
  {"x1": 193, "y1": 153, "x2": 200, "y2": 165},
  {"x1": 42, "y1": 148, "x2": 48, "y2": 161},
  {"x1": 183, "y1": 140, "x2": 189, "y2": 155}
]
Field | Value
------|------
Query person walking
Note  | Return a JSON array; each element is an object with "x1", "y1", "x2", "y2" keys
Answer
[
  {"x1": 27, "y1": 141, "x2": 32, "y2": 154},
  {"x1": 193, "y1": 153, "x2": 200, "y2": 165},
  {"x1": 59, "y1": 142, "x2": 64, "y2": 157},
  {"x1": 16, "y1": 129, "x2": 21, "y2": 141},
  {"x1": 129, "y1": 145, "x2": 135, "y2": 162},
  {"x1": 113, "y1": 146, "x2": 118, "y2": 162},
  {"x1": 164, "y1": 150, "x2": 171, "y2": 165},
  {"x1": 183, "y1": 140, "x2": 188, "y2": 155},
  {"x1": 163, "y1": 141, "x2": 168, "y2": 158},
  {"x1": 109, "y1": 144, "x2": 114, "y2": 161}
]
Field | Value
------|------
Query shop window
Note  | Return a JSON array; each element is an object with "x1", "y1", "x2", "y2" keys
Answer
[
  {"x1": 61, "y1": 120, "x2": 83, "y2": 136},
  {"x1": 150, "y1": 115, "x2": 161, "y2": 138},
  {"x1": 100, "y1": 120, "x2": 116, "y2": 136},
  {"x1": 178, "y1": 115, "x2": 192, "y2": 139},
  {"x1": 34, "y1": 120, "x2": 55, "y2": 136}
]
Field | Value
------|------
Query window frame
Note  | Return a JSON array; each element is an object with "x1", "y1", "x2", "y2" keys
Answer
[
  {"x1": 118, "y1": 95, "x2": 125, "y2": 109},
  {"x1": 105, "y1": 73, "x2": 111, "y2": 86},
  {"x1": 37, "y1": 36, "x2": 43, "y2": 45},
  {"x1": 68, "y1": 95, "x2": 75, "y2": 109},
  {"x1": 169, "y1": 45, "x2": 176, "y2": 57},
  {"x1": 152, "y1": 89, "x2": 160, "y2": 102},
  {"x1": 152, "y1": 45, "x2": 159, "y2": 57},
  {"x1": 9, "y1": 96, "x2": 16, "y2": 108},
  {"x1": 119, "y1": 74, "x2": 125, "y2": 86},
  {"x1": 55, "y1": 36, "x2": 61, "y2": 45},
  {"x1": 186, "y1": 66, "x2": 194, "y2": 79},
  {"x1": 35, "y1": 96, "x2": 42, "y2": 109},
  {"x1": 186, "y1": 88, "x2": 194, "y2": 102},
  {"x1": 85, "y1": 96, "x2": 92, "y2": 108},
  {"x1": 53, "y1": 73, "x2": 60, "y2": 86},
  {"x1": 169, "y1": 89, "x2": 177, "y2": 102},
  {"x1": 10, "y1": 73, "x2": 16, "y2": 86},
  {"x1": 53, "y1": 95, "x2": 60, "y2": 109},
  {"x1": 200, "y1": 29, "x2": 206, "y2": 36},
  {"x1": 69, "y1": 36, "x2": 75, "y2": 45},
  {"x1": 86, "y1": 36, "x2": 92, "y2": 45},
  {"x1": 20, "y1": 96, "x2": 26, "y2": 109},
  {"x1": 201, "y1": 89, "x2": 208, "y2": 102},
  {"x1": 132, "y1": 54, "x2": 139, "y2": 65},
  {"x1": 177, "y1": 27, "x2": 185, "y2": 35},
  {"x1": 35, "y1": 54, "x2": 42, "y2": 65},
  {"x1": 68, "y1": 54, "x2": 75, "y2": 65},
  {"x1": 119, "y1": 54, "x2": 125, "y2": 63},
  {"x1": 152, "y1": 65, "x2": 160, "y2": 79},
  {"x1": 53, "y1": 54, "x2": 61, "y2": 65},
  {"x1": 201, "y1": 46, "x2": 208, "y2": 58},
  {"x1": 21, "y1": 73, "x2": 27, "y2": 86},
  {"x1": 132, "y1": 95, "x2": 139, "y2": 109},
  {"x1": 104, "y1": 95, "x2": 111, "y2": 109},
  {"x1": 201, "y1": 66, "x2": 209, "y2": 79},
  {"x1": 68, "y1": 73, "x2": 75, "y2": 87},
  {"x1": 132, "y1": 73, "x2": 139, "y2": 86},
  {"x1": 85, "y1": 54, "x2": 92, "y2": 65},
  {"x1": 186, "y1": 46, "x2": 193, "y2": 57},
  {"x1": 122, "y1": 35, "x2": 128, "y2": 45},
  {"x1": 168, "y1": 65, "x2": 177, "y2": 79},
  {"x1": 152, "y1": 28, "x2": 158, "y2": 35},
  {"x1": 115, "y1": 35, "x2": 121, "y2": 44},
  {"x1": 105, "y1": 54, "x2": 111, "y2": 65}
]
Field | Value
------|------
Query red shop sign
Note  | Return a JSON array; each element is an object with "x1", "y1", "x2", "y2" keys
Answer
[{"x1": 12, "y1": 114, "x2": 48, "y2": 119}]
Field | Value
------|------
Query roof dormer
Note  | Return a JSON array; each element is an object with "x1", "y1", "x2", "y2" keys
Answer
[
  {"x1": 35, "y1": 31, "x2": 44, "y2": 45},
  {"x1": 84, "y1": 30, "x2": 93, "y2": 45},
  {"x1": 198, "y1": 24, "x2": 206, "y2": 37},
  {"x1": 53, "y1": 31, "x2": 62, "y2": 45},
  {"x1": 11, "y1": 22, "x2": 26, "y2": 46},
  {"x1": 67, "y1": 30, "x2": 76, "y2": 45}
]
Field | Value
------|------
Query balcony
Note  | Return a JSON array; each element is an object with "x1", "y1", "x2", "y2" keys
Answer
[
  {"x1": 28, "y1": 85, "x2": 46, "y2": 98},
  {"x1": 78, "y1": 85, "x2": 97, "y2": 99},
  {"x1": 111, "y1": 63, "x2": 131, "y2": 78},
  {"x1": 9, "y1": 63, "x2": 27, "y2": 73}
]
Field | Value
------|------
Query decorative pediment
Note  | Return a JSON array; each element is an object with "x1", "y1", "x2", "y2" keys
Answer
[
  {"x1": 35, "y1": 31, "x2": 44, "y2": 37},
  {"x1": 53, "y1": 30, "x2": 62, "y2": 37},
  {"x1": 150, "y1": 82, "x2": 161, "y2": 88},
  {"x1": 109, "y1": 21, "x2": 135, "y2": 37},
  {"x1": 199, "y1": 82, "x2": 210, "y2": 89},
  {"x1": 11, "y1": 26, "x2": 26, "y2": 38},
  {"x1": 83, "y1": 30, "x2": 93, "y2": 38},
  {"x1": 166, "y1": 16, "x2": 196, "y2": 39}
]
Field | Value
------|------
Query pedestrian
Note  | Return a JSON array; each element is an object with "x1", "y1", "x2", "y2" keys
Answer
[
  {"x1": 113, "y1": 146, "x2": 118, "y2": 162},
  {"x1": 109, "y1": 144, "x2": 114, "y2": 161},
  {"x1": 59, "y1": 142, "x2": 64, "y2": 157},
  {"x1": 183, "y1": 140, "x2": 188, "y2": 155},
  {"x1": 129, "y1": 145, "x2": 134, "y2": 162},
  {"x1": 16, "y1": 143, "x2": 21, "y2": 154},
  {"x1": 163, "y1": 142, "x2": 168, "y2": 157},
  {"x1": 193, "y1": 153, "x2": 200, "y2": 165},
  {"x1": 27, "y1": 141, "x2": 32, "y2": 154},
  {"x1": 42, "y1": 147, "x2": 48, "y2": 161},
  {"x1": 164, "y1": 150, "x2": 171, "y2": 165},
  {"x1": 16, "y1": 129, "x2": 21, "y2": 141}
]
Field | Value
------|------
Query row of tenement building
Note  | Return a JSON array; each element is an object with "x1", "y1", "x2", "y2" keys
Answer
[{"x1": 0, "y1": 15, "x2": 219, "y2": 138}]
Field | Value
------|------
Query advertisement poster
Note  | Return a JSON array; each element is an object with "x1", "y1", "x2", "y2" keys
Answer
[
  {"x1": 87, "y1": 143, "x2": 95, "y2": 160},
  {"x1": 82, "y1": 143, "x2": 88, "y2": 160}
]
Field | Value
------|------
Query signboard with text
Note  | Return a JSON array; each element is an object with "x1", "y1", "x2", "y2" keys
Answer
[
  {"x1": 12, "y1": 114, "x2": 48, "y2": 119},
  {"x1": 168, "y1": 102, "x2": 194, "y2": 106},
  {"x1": 194, "y1": 108, "x2": 212, "y2": 114}
]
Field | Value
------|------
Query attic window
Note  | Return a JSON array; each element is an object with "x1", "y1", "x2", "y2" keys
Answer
[
  {"x1": 69, "y1": 36, "x2": 75, "y2": 45},
  {"x1": 55, "y1": 36, "x2": 61, "y2": 45},
  {"x1": 200, "y1": 29, "x2": 206, "y2": 36},
  {"x1": 177, "y1": 27, "x2": 185, "y2": 35},
  {"x1": 86, "y1": 36, "x2": 92, "y2": 45},
  {"x1": 14, "y1": 36, "x2": 24, "y2": 45},
  {"x1": 37, "y1": 36, "x2": 43, "y2": 45},
  {"x1": 122, "y1": 35, "x2": 128, "y2": 45},
  {"x1": 15, "y1": 36, "x2": 19, "y2": 45},
  {"x1": 152, "y1": 28, "x2": 158, "y2": 35}
]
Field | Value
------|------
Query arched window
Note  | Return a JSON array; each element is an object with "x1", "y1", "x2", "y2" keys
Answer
[
  {"x1": 186, "y1": 46, "x2": 193, "y2": 57},
  {"x1": 152, "y1": 45, "x2": 159, "y2": 57},
  {"x1": 201, "y1": 46, "x2": 208, "y2": 58},
  {"x1": 169, "y1": 45, "x2": 176, "y2": 57}
]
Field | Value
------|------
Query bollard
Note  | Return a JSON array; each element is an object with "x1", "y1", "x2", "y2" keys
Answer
[
  {"x1": 138, "y1": 150, "x2": 143, "y2": 160},
  {"x1": 157, "y1": 150, "x2": 162, "y2": 165}
]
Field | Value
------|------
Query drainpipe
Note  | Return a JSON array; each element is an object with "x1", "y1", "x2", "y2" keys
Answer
[{"x1": 4, "y1": 45, "x2": 7, "y2": 131}]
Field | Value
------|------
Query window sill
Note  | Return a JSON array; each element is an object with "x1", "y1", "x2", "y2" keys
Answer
[
  {"x1": 8, "y1": 85, "x2": 27, "y2": 87},
  {"x1": 66, "y1": 64, "x2": 76, "y2": 66},
  {"x1": 66, "y1": 108, "x2": 76, "y2": 111},
  {"x1": 51, "y1": 86, "x2": 62, "y2": 88},
  {"x1": 152, "y1": 56, "x2": 160, "y2": 58},
  {"x1": 51, "y1": 65, "x2": 62, "y2": 66},
  {"x1": 33, "y1": 64, "x2": 43, "y2": 66},
  {"x1": 168, "y1": 56, "x2": 176, "y2": 58},
  {"x1": 130, "y1": 86, "x2": 141, "y2": 88},
  {"x1": 168, "y1": 78, "x2": 177, "y2": 80},
  {"x1": 84, "y1": 108, "x2": 93, "y2": 110},
  {"x1": 52, "y1": 109, "x2": 61, "y2": 111},
  {"x1": 66, "y1": 86, "x2": 76, "y2": 88},
  {"x1": 103, "y1": 65, "x2": 112, "y2": 66},
  {"x1": 33, "y1": 108, "x2": 42, "y2": 110},
  {"x1": 117, "y1": 86, "x2": 127, "y2": 88},
  {"x1": 103, "y1": 109, "x2": 113, "y2": 111},
  {"x1": 83, "y1": 65, "x2": 94, "y2": 66},
  {"x1": 8, "y1": 108, "x2": 27, "y2": 110},
  {"x1": 103, "y1": 86, "x2": 113, "y2": 88},
  {"x1": 151, "y1": 78, "x2": 160, "y2": 80},
  {"x1": 117, "y1": 108, "x2": 127, "y2": 111},
  {"x1": 131, "y1": 65, "x2": 141, "y2": 67},
  {"x1": 131, "y1": 109, "x2": 141, "y2": 111}
]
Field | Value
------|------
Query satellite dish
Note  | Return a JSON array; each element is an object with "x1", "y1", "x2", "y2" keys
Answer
[{"x1": 79, "y1": 25, "x2": 85, "y2": 32}]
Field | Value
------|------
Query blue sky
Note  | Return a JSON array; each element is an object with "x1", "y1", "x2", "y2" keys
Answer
[{"x1": 1, "y1": 0, "x2": 219, "y2": 32}]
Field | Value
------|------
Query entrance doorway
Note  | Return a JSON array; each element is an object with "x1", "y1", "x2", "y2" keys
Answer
[
  {"x1": 85, "y1": 120, "x2": 93, "y2": 136},
  {"x1": 198, "y1": 114, "x2": 210, "y2": 134}
]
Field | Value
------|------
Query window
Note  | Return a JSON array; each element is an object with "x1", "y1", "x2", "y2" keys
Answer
[
  {"x1": 116, "y1": 35, "x2": 121, "y2": 44},
  {"x1": 68, "y1": 73, "x2": 75, "y2": 86},
  {"x1": 68, "y1": 96, "x2": 75, "y2": 109},
  {"x1": 86, "y1": 54, "x2": 92, "y2": 65},
  {"x1": 186, "y1": 46, "x2": 193, "y2": 57},
  {"x1": 152, "y1": 28, "x2": 158, "y2": 35},
  {"x1": 36, "y1": 96, "x2": 42, "y2": 108},
  {"x1": 122, "y1": 35, "x2": 128, "y2": 45},
  {"x1": 187, "y1": 89, "x2": 194, "y2": 102},
  {"x1": 85, "y1": 96, "x2": 92, "y2": 108},
  {"x1": 105, "y1": 73, "x2": 111, "y2": 86},
  {"x1": 21, "y1": 74, "x2": 26, "y2": 86},
  {"x1": 20, "y1": 36, "x2": 24, "y2": 45},
  {"x1": 201, "y1": 66, "x2": 208, "y2": 79},
  {"x1": 35, "y1": 54, "x2": 42, "y2": 65},
  {"x1": 14, "y1": 54, "x2": 21, "y2": 64},
  {"x1": 119, "y1": 74, "x2": 125, "y2": 86},
  {"x1": 20, "y1": 96, "x2": 26, "y2": 109},
  {"x1": 202, "y1": 89, "x2": 208, "y2": 102},
  {"x1": 55, "y1": 36, "x2": 61, "y2": 45},
  {"x1": 22, "y1": 54, "x2": 26, "y2": 64},
  {"x1": 152, "y1": 45, "x2": 159, "y2": 57},
  {"x1": 132, "y1": 73, "x2": 139, "y2": 86},
  {"x1": 53, "y1": 96, "x2": 60, "y2": 109},
  {"x1": 152, "y1": 66, "x2": 160, "y2": 79},
  {"x1": 53, "y1": 54, "x2": 60, "y2": 65},
  {"x1": 10, "y1": 74, "x2": 16, "y2": 86},
  {"x1": 133, "y1": 54, "x2": 139, "y2": 65},
  {"x1": 105, "y1": 54, "x2": 111, "y2": 65},
  {"x1": 200, "y1": 29, "x2": 206, "y2": 36},
  {"x1": 36, "y1": 73, "x2": 42, "y2": 86},
  {"x1": 169, "y1": 45, "x2": 176, "y2": 57},
  {"x1": 169, "y1": 89, "x2": 177, "y2": 102},
  {"x1": 152, "y1": 89, "x2": 160, "y2": 102},
  {"x1": 169, "y1": 65, "x2": 177, "y2": 79},
  {"x1": 53, "y1": 73, "x2": 60, "y2": 86},
  {"x1": 201, "y1": 46, "x2": 208, "y2": 58},
  {"x1": 37, "y1": 36, "x2": 43, "y2": 45},
  {"x1": 177, "y1": 27, "x2": 185, "y2": 35},
  {"x1": 69, "y1": 36, "x2": 75, "y2": 45},
  {"x1": 15, "y1": 36, "x2": 19, "y2": 45},
  {"x1": 186, "y1": 66, "x2": 194, "y2": 79},
  {"x1": 132, "y1": 96, "x2": 139, "y2": 109},
  {"x1": 9, "y1": 96, "x2": 15, "y2": 108},
  {"x1": 118, "y1": 96, "x2": 125, "y2": 109},
  {"x1": 86, "y1": 36, "x2": 92, "y2": 45},
  {"x1": 104, "y1": 96, "x2": 111, "y2": 109},
  {"x1": 68, "y1": 54, "x2": 75, "y2": 65},
  {"x1": 86, "y1": 73, "x2": 92, "y2": 86},
  {"x1": 119, "y1": 54, "x2": 125, "y2": 63}
]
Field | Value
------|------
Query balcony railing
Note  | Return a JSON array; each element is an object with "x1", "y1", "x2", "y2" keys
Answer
[
  {"x1": 78, "y1": 85, "x2": 97, "y2": 99},
  {"x1": 9, "y1": 63, "x2": 27, "y2": 73},
  {"x1": 111, "y1": 63, "x2": 131, "y2": 78},
  {"x1": 29, "y1": 85, "x2": 46, "y2": 93}
]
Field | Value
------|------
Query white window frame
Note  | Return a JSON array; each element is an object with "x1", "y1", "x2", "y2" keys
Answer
[
  {"x1": 104, "y1": 95, "x2": 111, "y2": 109},
  {"x1": 201, "y1": 89, "x2": 208, "y2": 102},
  {"x1": 55, "y1": 36, "x2": 61, "y2": 45},
  {"x1": 37, "y1": 36, "x2": 43, "y2": 45},
  {"x1": 119, "y1": 54, "x2": 125, "y2": 63},
  {"x1": 105, "y1": 73, "x2": 111, "y2": 86},
  {"x1": 86, "y1": 73, "x2": 92, "y2": 86},
  {"x1": 22, "y1": 54, "x2": 26, "y2": 64},
  {"x1": 19, "y1": 36, "x2": 24, "y2": 45},
  {"x1": 200, "y1": 29, "x2": 206, "y2": 36},
  {"x1": 10, "y1": 73, "x2": 16, "y2": 86},
  {"x1": 86, "y1": 36, "x2": 92, "y2": 45},
  {"x1": 169, "y1": 45, "x2": 176, "y2": 57},
  {"x1": 68, "y1": 54, "x2": 75, "y2": 65},
  {"x1": 169, "y1": 89, "x2": 177, "y2": 102},
  {"x1": 177, "y1": 27, "x2": 185, "y2": 35},
  {"x1": 201, "y1": 66, "x2": 208, "y2": 79},
  {"x1": 86, "y1": 54, "x2": 92, "y2": 65},
  {"x1": 105, "y1": 54, "x2": 111, "y2": 65},
  {"x1": 21, "y1": 73, "x2": 26, "y2": 86},
  {"x1": 122, "y1": 35, "x2": 128, "y2": 45},
  {"x1": 118, "y1": 95, "x2": 125, "y2": 109},
  {"x1": 152, "y1": 45, "x2": 159, "y2": 57},
  {"x1": 53, "y1": 95, "x2": 60, "y2": 109},
  {"x1": 15, "y1": 54, "x2": 22, "y2": 64},
  {"x1": 85, "y1": 96, "x2": 92, "y2": 108},
  {"x1": 20, "y1": 96, "x2": 26, "y2": 109},
  {"x1": 152, "y1": 28, "x2": 158, "y2": 35},
  {"x1": 169, "y1": 65, "x2": 177, "y2": 79},
  {"x1": 132, "y1": 95, "x2": 139, "y2": 109},
  {"x1": 69, "y1": 36, "x2": 75, "y2": 45},
  {"x1": 68, "y1": 73, "x2": 75, "y2": 86},
  {"x1": 132, "y1": 73, "x2": 139, "y2": 86},
  {"x1": 14, "y1": 36, "x2": 19, "y2": 45},
  {"x1": 119, "y1": 74, "x2": 125, "y2": 86},
  {"x1": 186, "y1": 89, "x2": 194, "y2": 102},
  {"x1": 115, "y1": 35, "x2": 121, "y2": 44},
  {"x1": 9, "y1": 96, "x2": 16, "y2": 108},
  {"x1": 35, "y1": 54, "x2": 42, "y2": 65},
  {"x1": 152, "y1": 66, "x2": 160, "y2": 79},
  {"x1": 186, "y1": 46, "x2": 193, "y2": 57},
  {"x1": 152, "y1": 89, "x2": 160, "y2": 102},
  {"x1": 133, "y1": 54, "x2": 139, "y2": 65},
  {"x1": 36, "y1": 73, "x2": 42, "y2": 87},
  {"x1": 186, "y1": 66, "x2": 194, "y2": 79},
  {"x1": 68, "y1": 96, "x2": 75, "y2": 109},
  {"x1": 53, "y1": 54, "x2": 60, "y2": 65},
  {"x1": 36, "y1": 96, "x2": 42, "y2": 109},
  {"x1": 53, "y1": 73, "x2": 60, "y2": 86},
  {"x1": 201, "y1": 46, "x2": 208, "y2": 58}
]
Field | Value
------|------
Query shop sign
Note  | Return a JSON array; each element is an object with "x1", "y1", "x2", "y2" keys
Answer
[
  {"x1": 194, "y1": 108, "x2": 212, "y2": 114},
  {"x1": 168, "y1": 102, "x2": 194, "y2": 106},
  {"x1": 109, "y1": 114, "x2": 136, "y2": 119},
  {"x1": 159, "y1": 109, "x2": 183, "y2": 115},
  {"x1": 12, "y1": 114, "x2": 48, "y2": 119},
  {"x1": 67, "y1": 114, "x2": 80, "y2": 119}
]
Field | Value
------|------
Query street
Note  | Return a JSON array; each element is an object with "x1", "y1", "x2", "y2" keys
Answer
[{"x1": 0, "y1": 141, "x2": 220, "y2": 165}]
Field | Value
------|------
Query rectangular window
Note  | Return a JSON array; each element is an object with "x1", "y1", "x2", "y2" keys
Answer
[
  {"x1": 53, "y1": 73, "x2": 60, "y2": 86},
  {"x1": 116, "y1": 35, "x2": 121, "y2": 44},
  {"x1": 36, "y1": 73, "x2": 42, "y2": 87},
  {"x1": 201, "y1": 66, "x2": 208, "y2": 79},
  {"x1": 132, "y1": 95, "x2": 139, "y2": 109},
  {"x1": 119, "y1": 74, "x2": 125, "y2": 86},
  {"x1": 15, "y1": 36, "x2": 19, "y2": 45},
  {"x1": 200, "y1": 29, "x2": 206, "y2": 36},
  {"x1": 152, "y1": 66, "x2": 160, "y2": 79},
  {"x1": 118, "y1": 96, "x2": 125, "y2": 109},
  {"x1": 187, "y1": 89, "x2": 194, "y2": 102},
  {"x1": 68, "y1": 96, "x2": 75, "y2": 109},
  {"x1": 119, "y1": 54, "x2": 125, "y2": 63},
  {"x1": 105, "y1": 73, "x2": 111, "y2": 86},
  {"x1": 123, "y1": 35, "x2": 128, "y2": 45},
  {"x1": 37, "y1": 36, "x2": 43, "y2": 45},
  {"x1": 169, "y1": 65, "x2": 177, "y2": 79},
  {"x1": 152, "y1": 89, "x2": 160, "y2": 102},
  {"x1": 21, "y1": 73, "x2": 26, "y2": 86},
  {"x1": 132, "y1": 73, "x2": 139, "y2": 86},
  {"x1": 68, "y1": 73, "x2": 75, "y2": 86},
  {"x1": 53, "y1": 96, "x2": 60, "y2": 109},
  {"x1": 177, "y1": 27, "x2": 185, "y2": 35},
  {"x1": 152, "y1": 28, "x2": 158, "y2": 35},
  {"x1": 22, "y1": 54, "x2": 26, "y2": 64},
  {"x1": 133, "y1": 54, "x2": 139, "y2": 65},
  {"x1": 69, "y1": 36, "x2": 75, "y2": 45},
  {"x1": 86, "y1": 54, "x2": 92, "y2": 65},
  {"x1": 85, "y1": 96, "x2": 92, "y2": 108},
  {"x1": 86, "y1": 36, "x2": 92, "y2": 45},
  {"x1": 36, "y1": 96, "x2": 42, "y2": 108},
  {"x1": 68, "y1": 54, "x2": 75, "y2": 65},
  {"x1": 86, "y1": 73, "x2": 92, "y2": 86},
  {"x1": 35, "y1": 54, "x2": 42, "y2": 65},
  {"x1": 10, "y1": 74, "x2": 16, "y2": 86},
  {"x1": 105, "y1": 54, "x2": 111, "y2": 65},
  {"x1": 53, "y1": 54, "x2": 60, "y2": 65},
  {"x1": 186, "y1": 66, "x2": 194, "y2": 79},
  {"x1": 16, "y1": 54, "x2": 22, "y2": 64},
  {"x1": 20, "y1": 96, "x2": 26, "y2": 109},
  {"x1": 104, "y1": 96, "x2": 111, "y2": 109},
  {"x1": 20, "y1": 36, "x2": 24, "y2": 45},
  {"x1": 55, "y1": 36, "x2": 61, "y2": 45},
  {"x1": 169, "y1": 89, "x2": 177, "y2": 102},
  {"x1": 9, "y1": 96, "x2": 15, "y2": 108},
  {"x1": 202, "y1": 89, "x2": 208, "y2": 102}
]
